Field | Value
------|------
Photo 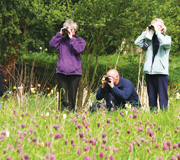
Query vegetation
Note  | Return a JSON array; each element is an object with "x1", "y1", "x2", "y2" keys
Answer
[{"x1": 0, "y1": 91, "x2": 180, "y2": 160}]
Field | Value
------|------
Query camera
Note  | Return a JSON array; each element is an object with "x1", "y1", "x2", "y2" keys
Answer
[
  {"x1": 105, "y1": 76, "x2": 111, "y2": 83},
  {"x1": 62, "y1": 28, "x2": 69, "y2": 33},
  {"x1": 148, "y1": 25, "x2": 154, "y2": 30},
  {"x1": 142, "y1": 42, "x2": 150, "y2": 51}
]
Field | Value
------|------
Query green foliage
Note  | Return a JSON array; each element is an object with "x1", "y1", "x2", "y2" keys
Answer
[
  {"x1": 0, "y1": 0, "x2": 68, "y2": 63},
  {"x1": 16, "y1": 52, "x2": 180, "y2": 90},
  {"x1": 169, "y1": 56, "x2": 180, "y2": 88},
  {"x1": 89, "y1": 53, "x2": 143, "y2": 88}
]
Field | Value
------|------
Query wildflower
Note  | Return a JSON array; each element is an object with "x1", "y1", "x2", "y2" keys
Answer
[
  {"x1": 6, "y1": 156, "x2": 12, "y2": 160},
  {"x1": 45, "y1": 141, "x2": 51, "y2": 147},
  {"x1": 107, "y1": 118, "x2": 110, "y2": 123},
  {"x1": 177, "y1": 154, "x2": 180, "y2": 160},
  {"x1": 3, "y1": 149, "x2": 6, "y2": 154},
  {"x1": 159, "y1": 158, "x2": 164, "y2": 160},
  {"x1": 19, "y1": 134, "x2": 24, "y2": 140},
  {"x1": 84, "y1": 145, "x2": 89, "y2": 152},
  {"x1": 32, "y1": 90, "x2": 36, "y2": 94},
  {"x1": 50, "y1": 133, "x2": 53, "y2": 137},
  {"x1": 55, "y1": 133, "x2": 62, "y2": 139},
  {"x1": 24, "y1": 154, "x2": 29, "y2": 159},
  {"x1": 63, "y1": 114, "x2": 66, "y2": 119},
  {"x1": 21, "y1": 124, "x2": 26, "y2": 128},
  {"x1": 38, "y1": 84, "x2": 41, "y2": 87},
  {"x1": 77, "y1": 147, "x2": 82, "y2": 155},
  {"x1": 175, "y1": 129, "x2": 178, "y2": 133},
  {"x1": 32, "y1": 136, "x2": 37, "y2": 143},
  {"x1": 113, "y1": 148, "x2": 118, "y2": 153},
  {"x1": 102, "y1": 139, "x2": 107, "y2": 144},
  {"x1": 167, "y1": 141, "x2": 172, "y2": 147},
  {"x1": 127, "y1": 129, "x2": 131, "y2": 134},
  {"x1": 13, "y1": 109, "x2": 17, "y2": 114},
  {"x1": 79, "y1": 132, "x2": 84, "y2": 138},
  {"x1": 46, "y1": 153, "x2": 50, "y2": 159},
  {"x1": 99, "y1": 152, "x2": 104, "y2": 158},
  {"x1": 173, "y1": 144, "x2": 178, "y2": 149},
  {"x1": 13, "y1": 86, "x2": 16, "y2": 89},
  {"x1": 27, "y1": 138, "x2": 31, "y2": 142},
  {"x1": 133, "y1": 113, "x2": 137, "y2": 119},
  {"x1": 71, "y1": 139, "x2": 74, "y2": 144},
  {"x1": 155, "y1": 144, "x2": 159, "y2": 148},
  {"x1": 110, "y1": 155, "x2": 114, "y2": 160},
  {"x1": 166, "y1": 132, "x2": 169, "y2": 137},
  {"x1": 162, "y1": 144, "x2": 168, "y2": 150},
  {"x1": 178, "y1": 142, "x2": 180, "y2": 148},
  {"x1": 45, "y1": 48, "x2": 48, "y2": 51},
  {"x1": 47, "y1": 94, "x2": 50, "y2": 97},
  {"x1": 101, "y1": 144, "x2": 105, "y2": 149},
  {"x1": 65, "y1": 139, "x2": 68, "y2": 145},
  {"x1": 102, "y1": 133, "x2": 107, "y2": 138},
  {"x1": 171, "y1": 156, "x2": 176, "y2": 160},
  {"x1": 97, "y1": 122, "x2": 100, "y2": 127},
  {"x1": 147, "y1": 147, "x2": 150, "y2": 153}
]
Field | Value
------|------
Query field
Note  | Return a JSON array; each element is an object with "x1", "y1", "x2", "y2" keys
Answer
[{"x1": 0, "y1": 92, "x2": 180, "y2": 160}]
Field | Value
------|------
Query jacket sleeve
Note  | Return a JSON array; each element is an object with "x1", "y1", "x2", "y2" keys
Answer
[
  {"x1": 111, "y1": 82, "x2": 134, "y2": 101},
  {"x1": 96, "y1": 86, "x2": 105, "y2": 100},
  {"x1": 49, "y1": 32, "x2": 64, "y2": 50},
  {"x1": 134, "y1": 31, "x2": 146, "y2": 48},
  {"x1": 0, "y1": 75, "x2": 4, "y2": 97},
  {"x1": 70, "y1": 37, "x2": 86, "y2": 54},
  {"x1": 156, "y1": 31, "x2": 171, "y2": 50}
]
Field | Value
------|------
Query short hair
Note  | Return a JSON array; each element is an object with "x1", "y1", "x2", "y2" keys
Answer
[
  {"x1": 151, "y1": 18, "x2": 167, "y2": 33},
  {"x1": 63, "y1": 19, "x2": 78, "y2": 31}
]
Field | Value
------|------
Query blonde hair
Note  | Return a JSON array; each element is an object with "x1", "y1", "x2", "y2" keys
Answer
[
  {"x1": 151, "y1": 18, "x2": 167, "y2": 33},
  {"x1": 63, "y1": 19, "x2": 78, "y2": 31}
]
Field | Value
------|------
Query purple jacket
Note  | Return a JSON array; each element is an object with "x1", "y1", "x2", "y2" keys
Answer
[{"x1": 49, "y1": 32, "x2": 86, "y2": 75}]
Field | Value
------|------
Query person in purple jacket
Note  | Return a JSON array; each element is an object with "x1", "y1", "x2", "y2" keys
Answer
[
  {"x1": 49, "y1": 19, "x2": 86, "y2": 111},
  {"x1": 96, "y1": 69, "x2": 141, "y2": 111}
]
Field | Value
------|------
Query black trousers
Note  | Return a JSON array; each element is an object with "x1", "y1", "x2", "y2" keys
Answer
[
  {"x1": 58, "y1": 73, "x2": 81, "y2": 111},
  {"x1": 146, "y1": 74, "x2": 168, "y2": 110}
]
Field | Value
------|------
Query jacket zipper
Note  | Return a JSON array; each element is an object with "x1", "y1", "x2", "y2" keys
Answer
[{"x1": 67, "y1": 40, "x2": 69, "y2": 75}]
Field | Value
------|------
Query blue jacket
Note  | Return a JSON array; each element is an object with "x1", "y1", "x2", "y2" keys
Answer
[
  {"x1": 96, "y1": 77, "x2": 140, "y2": 109},
  {"x1": 135, "y1": 31, "x2": 171, "y2": 75},
  {"x1": 49, "y1": 32, "x2": 86, "y2": 75}
]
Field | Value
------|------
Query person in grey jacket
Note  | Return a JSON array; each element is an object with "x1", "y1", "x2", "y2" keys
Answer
[{"x1": 135, "y1": 18, "x2": 171, "y2": 111}]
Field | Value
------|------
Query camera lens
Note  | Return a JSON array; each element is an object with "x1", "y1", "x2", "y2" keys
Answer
[{"x1": 148, "y1": 25, "x2": 154, "y2": 30}]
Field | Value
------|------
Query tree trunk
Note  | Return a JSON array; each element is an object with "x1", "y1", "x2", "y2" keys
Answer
[{"x1": 3, "y1": 43, "x2": 19, "y2": 85}]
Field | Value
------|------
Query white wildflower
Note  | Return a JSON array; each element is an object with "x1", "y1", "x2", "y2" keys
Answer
[{"x1": 63, "y1": 114, "x2": 67, "y2": 119}]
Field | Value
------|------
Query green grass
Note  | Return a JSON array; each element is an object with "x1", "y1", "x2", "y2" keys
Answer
[{"x1": 0, "y1": 92, "x2": 180, "y2": 160}]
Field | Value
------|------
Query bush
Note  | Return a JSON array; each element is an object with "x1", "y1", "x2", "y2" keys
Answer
[{"x1": 16, "y1": 52, "x2": 180, "y2": 90}]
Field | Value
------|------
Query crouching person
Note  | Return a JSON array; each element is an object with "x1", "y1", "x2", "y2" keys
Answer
[{"x1": 90, "y1": 69, "x2": 141, "y2": 112}]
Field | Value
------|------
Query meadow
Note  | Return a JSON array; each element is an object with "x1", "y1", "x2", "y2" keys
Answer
[{"x1": 0, "y1": 89, "x2": 180, "y2": 160}]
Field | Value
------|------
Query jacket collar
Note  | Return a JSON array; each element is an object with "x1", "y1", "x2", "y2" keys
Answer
[{"x1": 116, "y1": 76, "x2": 123, "y2": 88}]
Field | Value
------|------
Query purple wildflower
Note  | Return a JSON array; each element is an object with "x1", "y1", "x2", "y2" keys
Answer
[
  {"x1": 65, "y1": 139, "x2": 68, "y2": 145},
  {"x1": 24, "y1": 154, "x2": 29, "y2": 159},
  {"x1": 173, "y1": 144, "x2": 178, "y2": 149},
  {"x1": 102, "y1": 132, "x2": 107, "y2": 138},
  {"x1": 99, "y1": 152, "x2": 104, "y2": 158},
  {"x1": 127, "y1": 129, "x2": 131, "y2": 134},
  {"x1": 84, "y1": 145, "x2": 89, "y2": 152}
]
